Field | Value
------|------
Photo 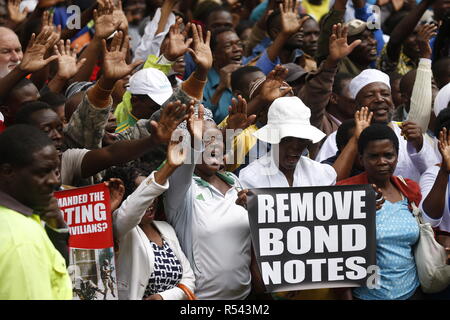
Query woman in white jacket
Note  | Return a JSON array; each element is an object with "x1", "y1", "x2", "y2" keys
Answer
[{"x1": 113, "y1": 139, "x2": 195, "y2": 300}]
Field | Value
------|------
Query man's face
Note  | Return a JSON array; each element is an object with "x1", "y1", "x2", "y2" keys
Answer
[
  {"x1": 348, "y1": 30, "x2": 377, "y2": 67},
  {"x1": 391, "y1": 77, "x2": 402, "y2": 108},
  {"x1": 213, "y1": 31, "x2": 243, "y2": 69},
  {"x1": 131, "y1": 95, "x2": 159, "y2": 120},
  {"x1": 300, "y1": 18, "x2": 320, "y2": 56},
  {"x1": 3, "y1": 83, "x2": 39, "y2": 125},
  {"x1": 334, "y1": 79, "x2": 357, "y2": 119},
  {"x1": 207, "y1": 10, "x2": 233, "y2": 31},
  {"x1": 5, "y1": 145, "x2": 61, "y2": 211},
  {"x1": 277, "y1": 137, "x2": 310, "y2": 171},
  {"x1": 356, "y1": 82, "x2": 394, "y2": 124},
  {"x1": 403, "y1": 29, "x2": 420, "y2": 62},
  {"x1": 233, "y1": 70, "x2": 265, "y2": 101},
  {"x1": 0, "y1": 30, "x2": 23, "y2": 78},
  {"x1": 29, "y1": 109, "x2": 64, "y2": 157},
  {"x1": 124, "y1": 0, "x2": 146, "y2": 25}
]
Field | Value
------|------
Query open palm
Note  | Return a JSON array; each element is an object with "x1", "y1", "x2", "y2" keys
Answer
[
  {"x1": 329, "y1": 23, "x2": 361, "y2": 61},
  {"x1": 439, "y1": 128, "x2": 450, "y2": 172},
  {"x1": 188, "y1": 24, "x2": 212, "y2": 71},
  {"x1": 102, "y1": 31, "x2": 142, "y2": 81}
]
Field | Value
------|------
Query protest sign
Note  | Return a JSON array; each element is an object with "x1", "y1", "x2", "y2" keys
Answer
[
  {"x1": 247, "y1": 184, "x2": 376, "y2": 293},
  {"x1": 55, "y1": 183, "x2": 118, "y2": 300}
]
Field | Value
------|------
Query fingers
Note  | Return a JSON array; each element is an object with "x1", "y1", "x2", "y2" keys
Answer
[
  {"x1": 198, "y1": 103, "x2": 205, "y2": 120},
  {"x1": 76, "y1": 58, "x2": 87, "y2": 70},
  {"x1": 191, "y1": 23, "x2": 200, "y2": 44},
  {"x1": 109, "y1": 30, "x2": 123, "y2": 52},
  {"x1": 229, "y1": 98, "x2": 237, "y2": 115},
  {"x1": 298, "y1": 15, "x2": 309, "y2": 28}
]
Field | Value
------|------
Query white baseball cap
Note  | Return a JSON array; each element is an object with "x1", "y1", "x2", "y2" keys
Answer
[
  {"x1": 253, "y1": 96, "x2": 326, "y2": 144},
  {"x1": 128, "y1": 68, "x2": 173, "y2": 106}
]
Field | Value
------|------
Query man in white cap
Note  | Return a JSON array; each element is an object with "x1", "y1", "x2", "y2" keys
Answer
[
  {"x1": 115, "y1": 67, "x2": 173, "y2": 133},
  {"x1": 315, "y1": 69, "x2": 440, "y2": 182}
]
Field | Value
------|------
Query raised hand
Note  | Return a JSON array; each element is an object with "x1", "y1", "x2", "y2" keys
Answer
[
  {"x1": 280, "y1": 0, "x2": 306, "y2": 36},
  {"x1": 112, "y1": 0, "x2": 129, "y2": 33},
  {"x1": 19, "y1": 26, "x2": 59, "y2": 73},
  {"x1": 41, "y1": 10, "x2": 61, "y2": 45},
  {"x1": 354, "y1": 107, "x2": 373, "y2": 139},
  {"x1": 150, "y1": 100, "x2": 193, "y2": 144},
  {"x1": 226, "y1": 96, "x2": 257, "y2": 131},
  {"x1": 218, "y1": 63, "x2": 241, "y2": 90},
  {"x1": 54, "y1": 39, "x2": 87, "y2": 80},
  {"x1": 105, "y1": 178, "x2": 125, "y2": 212},
  {"x1": 93, "y1": 0, "x2": 120, "y2": 39},
  {"x1": 102, "y1": 31, "x2": 143, "y2": 82},
  {"x1": 417, "y1": 23, "x2": 438, "y2": 59},
  {"x1": 164, "y1": 18, "x2": 193, "y2": 62},
  {"x1": 255, "y1": 65, "x2": 292, "y2": 103},
  {"x1": 187, "y1": 24, "x2": 213, "y2": 71},
  {"x1": 7, "y1": 0, "x2": 29, "y2": 24},
  {"x1": 188, "y1": 103, "x2": 205, "y2": 144},
  {"x1": 167, "y1": 135, "x2": 187, "y2": 167},
  {"x1": 329, "y1": 23, "x2": 361, "y2": 63},
  {"x1": 438, "y1": 128, "x2": 450, "y2": 173},
  {"x1": 400, "y1": 121, "x2": 423, "y2": 151}
]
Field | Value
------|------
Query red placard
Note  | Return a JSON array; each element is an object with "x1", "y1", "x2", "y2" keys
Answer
[{"x1": 55, "y1": 183, "x2": 113, "y2": 249}]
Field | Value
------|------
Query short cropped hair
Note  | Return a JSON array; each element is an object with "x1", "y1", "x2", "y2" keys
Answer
[
  {"x1": 336, "y1": 119, "x2": 356, "y2": 151},
  {"x1": 210, "y1": 26, "x2": 236, "y2": 52},
  {"x1": 435, "y1": 108, "x2": 450, "y2": 137},
  {"x1": 358, "y1": 123, "x2": 399, "y2": 155},
  {"x1": 231, "y1": 65, "x2": 262, "y2": 92},
  {"x1": 39, "y1": 92, "x2": 67, "y2": 108},
  {"x1": 14, "y1": 101, "x2": 53, "y2": 125},
  {"x1": 0, "y1": 124, "x2": 54, "y2": 166}
]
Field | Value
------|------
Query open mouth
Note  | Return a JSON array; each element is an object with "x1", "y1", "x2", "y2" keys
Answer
[
  {"x1": 286, "y1": 154, "x2": 301, "y2": 164},
  {"x1": 231, "y1": 55, "x2": 242, "y2": 63}
]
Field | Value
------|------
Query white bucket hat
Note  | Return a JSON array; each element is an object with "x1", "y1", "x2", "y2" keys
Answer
[{"x1": 253, "y1": 96, "x2": 326, "y2": 144}]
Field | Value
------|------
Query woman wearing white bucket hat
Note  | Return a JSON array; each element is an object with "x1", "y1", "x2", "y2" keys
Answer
[
  {"x1": 239, "y1": 96, "x2": 355, "y2": 190},
  {"x1": 237, "y1": 96, "x2": 372, "y2": 300}
]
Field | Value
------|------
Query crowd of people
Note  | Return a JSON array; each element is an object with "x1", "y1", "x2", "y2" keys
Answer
[{"x1": 0, "y1": 0, "x2": 450, "y2": 300}]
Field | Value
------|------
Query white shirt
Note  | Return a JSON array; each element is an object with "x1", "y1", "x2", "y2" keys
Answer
[
  {"x1": 419, "y1": 165, "x2": 450, "y2": 232},
  {"x1": 164, "y1": 153, "x2": 252, "y2": 300},
  {"x1": 239, "y1": 151, "x2": 337, "y2": 188},
  {"x1": 314, "y1": 122, "x2": 441, "y2": 183}
]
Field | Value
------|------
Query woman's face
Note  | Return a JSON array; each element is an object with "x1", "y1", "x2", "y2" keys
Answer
[
  {"x1": 135, "y1": 175, "x2": 158, "y2": 224},
  {"x1": 277, "y1": 137, "x2": 310, "y2": 172},
  {"x1": 360, "y1": 139, "x2": 398, "y2": 183}
]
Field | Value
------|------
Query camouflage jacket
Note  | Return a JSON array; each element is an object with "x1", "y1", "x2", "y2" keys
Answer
[{"x1": 63, "y1": 90, "x2": 112, "y2": 150}]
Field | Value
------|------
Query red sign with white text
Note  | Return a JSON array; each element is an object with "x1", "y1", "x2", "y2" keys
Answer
[{"x1": 55, "y1": 183, "x2": 113, "y2": 249}]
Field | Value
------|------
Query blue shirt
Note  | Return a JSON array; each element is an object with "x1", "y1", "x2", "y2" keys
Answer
[
  {"x1": 353, "y1": 198, "x2": 420, "y2": 300},
  {"x1": 354, "y1": 4, "x2": 385, "y2": 55}
]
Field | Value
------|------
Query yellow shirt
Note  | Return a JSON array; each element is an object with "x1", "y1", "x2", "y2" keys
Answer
[
  {"x1": 0, "y1": 207, "x2": 72, "y2": 300},
  {"x1": 302, "y1": 0, "x2": 331, "y2": 22},
  {"x1": 218, "y1": 116, "x2": 259, "y2": 172}
]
